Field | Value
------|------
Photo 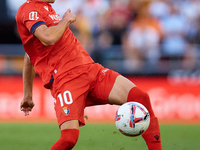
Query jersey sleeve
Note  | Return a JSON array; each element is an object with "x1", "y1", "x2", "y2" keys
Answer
[{"x1": 21, "y1": 5, "x2": 47, "y2": 34}]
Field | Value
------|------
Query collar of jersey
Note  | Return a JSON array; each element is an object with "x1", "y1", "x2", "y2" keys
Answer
[
  {"x1": 27, "y1": 0, "x2": 52, "y2": 6},
  {"x1": 27, "y1": 0, "x2": 49, "y2": 3}
]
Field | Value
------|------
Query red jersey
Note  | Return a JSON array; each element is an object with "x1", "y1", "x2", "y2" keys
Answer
[{"x1": 16, "y1": 0, "x2": 94, "y2": 89}]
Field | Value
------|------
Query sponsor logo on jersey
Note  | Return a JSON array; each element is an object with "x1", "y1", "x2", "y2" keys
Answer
[
  {"x1": 62, "y1": 107, "x2": 70, "y2": 116},
  {"x1": 49, "y1": 14, "x2": 61, "y2": 21},
  {"x1": 29, "y1": 11, "x2": 39, "y2": 20}
]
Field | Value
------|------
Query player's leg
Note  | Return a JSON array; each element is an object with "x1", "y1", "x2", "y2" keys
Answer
[
  {"x1": 108, "y1": 75, "x2": 162, "y2": 150},
  {"x1": 87, "y1": 64, "x2": 162, "y2": 149},
  {"x1": 50, "y1": 73, "x2": 88, "y2": 150},
  {"x1": 51, "y1": 63, "x2": 111, "y2": 150},
  {"x1": 50, "y1": 120, "x2": 79, "y2": 150}
]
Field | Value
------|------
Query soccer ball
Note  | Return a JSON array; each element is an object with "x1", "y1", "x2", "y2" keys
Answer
[{"x1": 115, "y1": 102, "x2": 150, "y2": 136}]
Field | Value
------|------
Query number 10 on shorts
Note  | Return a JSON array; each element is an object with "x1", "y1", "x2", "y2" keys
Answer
[{"x1": 57, "y1": 90, "x2": 73, "y2": 107}]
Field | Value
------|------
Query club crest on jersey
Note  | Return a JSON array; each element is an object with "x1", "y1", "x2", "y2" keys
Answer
[
  {"x1": 62, "y1": 107, "x2": 70, "y2": 116},
  {"x1": 29, "y1": 11, "x2": 39, "y2": 20}
]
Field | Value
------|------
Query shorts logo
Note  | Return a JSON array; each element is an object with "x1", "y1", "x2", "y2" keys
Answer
[
  {"x1": 62, "y1": 107, "x2": 70, "y2": 116},
  {"x1": 29, "y1": 11, "x2": 39, "y2": 20}
]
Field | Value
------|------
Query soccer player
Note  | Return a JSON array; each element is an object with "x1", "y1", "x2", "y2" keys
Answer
[{"x1": 16, "y1": 0, "x2": 162, "y2": 150}]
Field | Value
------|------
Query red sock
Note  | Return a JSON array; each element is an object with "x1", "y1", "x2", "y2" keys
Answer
[
  {"x1": 127, "y1": 87, "x2": 162, "y2": 150},
  {"x1": 142, "y1": 117, "x2": 162, "y2": 150},
  {"x1": 50, "y1": 129, "x2": 79, "y2": 150}
]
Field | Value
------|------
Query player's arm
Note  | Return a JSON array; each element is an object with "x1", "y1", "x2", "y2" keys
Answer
[
  {"x1": 34, "y1": 9, "x2": 76, "y2": 46},
  {"x1": 20, "y1": 53, "x2": 35, "y2": 116}
]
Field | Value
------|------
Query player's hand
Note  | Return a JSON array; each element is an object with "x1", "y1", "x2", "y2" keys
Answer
[
  {"x1": 63, "y1": 9, "x2": 76, "y2": 24},
  {"x1": 20, "y1": 98, "x2": 35, "y2": 116}
]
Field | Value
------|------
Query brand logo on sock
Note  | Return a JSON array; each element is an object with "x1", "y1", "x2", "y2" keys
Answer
[{"x1": 154, "y1": 135, "x2": 160, "y2": 141}]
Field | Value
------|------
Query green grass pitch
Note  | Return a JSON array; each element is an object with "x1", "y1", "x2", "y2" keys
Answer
[{"x1": 0, "y1": 123, "x2": 199, "y2": 150}]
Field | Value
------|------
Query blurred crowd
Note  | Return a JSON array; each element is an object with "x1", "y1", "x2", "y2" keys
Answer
[
  {"x1": 2, "y1": 0, "x2": 200, "y2": 75},
  {"x1": 52, "y1": 0, "x2": 200, "y2": 73}
]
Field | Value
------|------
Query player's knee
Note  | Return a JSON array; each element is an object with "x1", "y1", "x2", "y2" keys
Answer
[
  {"x1": 127, "y1": 87, "x2": 151, "y2": 105},
  {"x1": 60, "y1": 129, "x2": 79, "y2": 150},
  {"x1": 127, "y1": 87, "x2": 155, "y2": 118},
  {"x1": 50, "y1": 129, "x2": 79, "y2": 150},
  {"x1": 62, "y1": 139, "x2": 77, "y2": 150},
  {"x1": 140, "y1": 92, "x2": 151, "y2": 104}
]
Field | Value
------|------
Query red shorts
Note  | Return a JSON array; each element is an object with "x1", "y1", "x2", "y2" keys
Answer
[{"x1": 51, "y1": 63, "x2": 119, "y2": 127}]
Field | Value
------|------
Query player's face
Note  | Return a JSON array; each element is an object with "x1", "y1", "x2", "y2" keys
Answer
[{"x1": 40, "y1": 0, "x2": 55, "y2": 3}]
